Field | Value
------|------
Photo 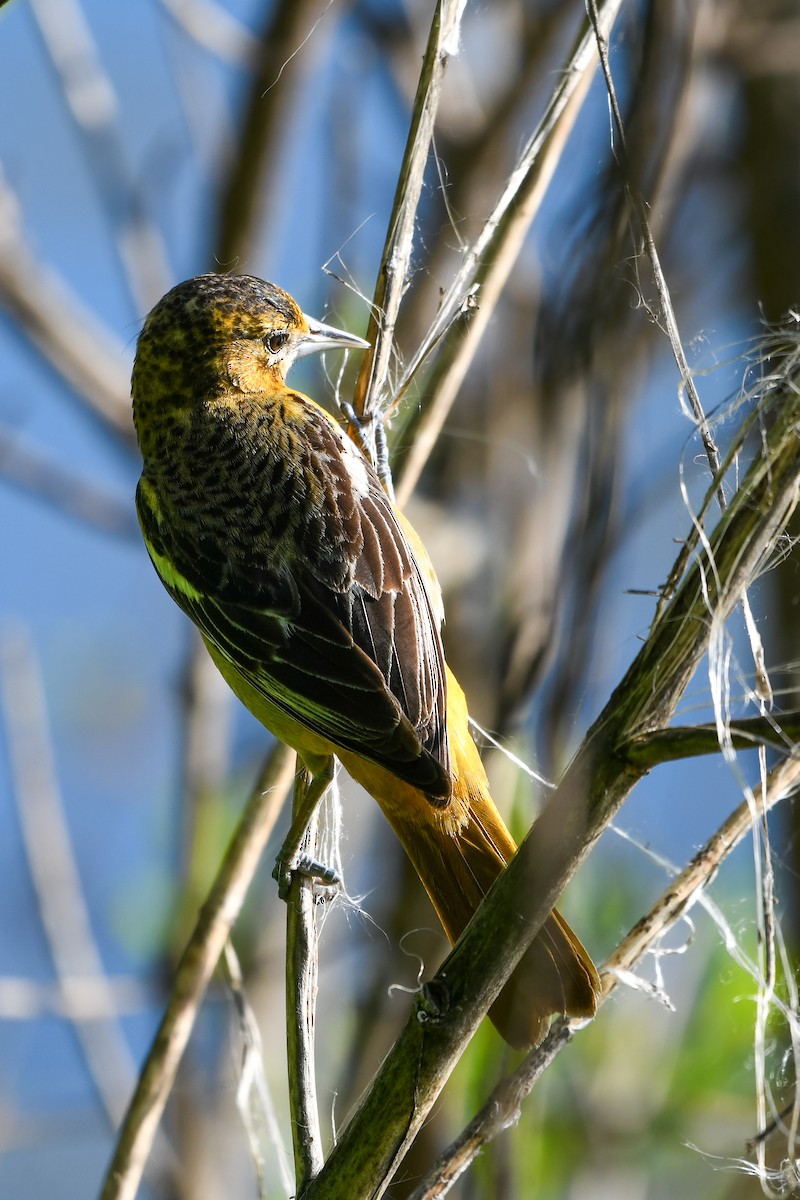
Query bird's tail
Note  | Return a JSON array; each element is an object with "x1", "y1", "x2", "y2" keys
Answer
[{"x1": 339, "y1": 671, "x2": 599, "y2": 1051}]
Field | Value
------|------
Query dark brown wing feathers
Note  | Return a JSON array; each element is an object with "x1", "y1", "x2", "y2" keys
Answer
[{"x1": 139, "y1": 392, "x2": 451, "y2": 801}]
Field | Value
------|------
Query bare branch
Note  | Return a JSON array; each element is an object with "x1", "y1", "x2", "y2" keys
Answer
[
  {"x1": 301, "y1": 358, "x2": 800, "y2": 1200},
  {"x1": 410, "y1": 753, "x2": 800, "y2": 1199},
  {"x1": 394, "y1": 0, "x2": 626, "y2": 503},
  {"x1": 0, "y1": 628, "x2": 140, "y2": 1129},
  {"x1": 30, "y1": 0, "x2": 172, "y2": 311},
  {"x1": 98, "y1": 742, "x2": 295, "y2": 1200},
  {"x1": 354, "y1": 0, "x2": 467, "y2": 434},
  {"x1": 0, "y1": 170, "x2": 132, "y2": 441},
  {"x1": 157, "y1": 0, "x2": 260, "y2": 65},
  {"x1": 285, "y1": 769, "x2": 324, "y2": 1190},
  {"x1": 625, "y1": 713, "x2": 800, "y2": 766}
]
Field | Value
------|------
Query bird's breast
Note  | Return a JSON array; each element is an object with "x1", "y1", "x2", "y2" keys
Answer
[{"x1": 146, "y1": 396, "x2": 364, "y2": 596}]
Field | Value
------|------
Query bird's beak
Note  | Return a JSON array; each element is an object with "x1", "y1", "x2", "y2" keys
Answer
[{"x1": 296, "y1": 313, "x2": 370, "y2": 357}]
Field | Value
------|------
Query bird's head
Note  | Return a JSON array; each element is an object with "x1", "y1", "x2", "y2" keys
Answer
[{"x1": 132, "y1": 273, "x2": 368, "y2": 450}]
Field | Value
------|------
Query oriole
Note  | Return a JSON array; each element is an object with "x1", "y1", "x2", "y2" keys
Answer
[{"x1": 131, "y1": 273, "x2": 599, "y2": 1049}]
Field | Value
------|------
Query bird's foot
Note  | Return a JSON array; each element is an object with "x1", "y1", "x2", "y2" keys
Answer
[
  {"x1": 272, "y1": 851, "x2": 342, "y2": 900},
  {"x1": 339, "y1": 402, "x2": 393, "y2": 496}
]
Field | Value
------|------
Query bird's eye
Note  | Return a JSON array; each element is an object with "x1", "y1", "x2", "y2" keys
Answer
[{"x1": 265, "y1": 329, "x2": 289, "y2": 355}]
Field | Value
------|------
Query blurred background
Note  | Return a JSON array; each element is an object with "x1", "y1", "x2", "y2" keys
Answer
[{"x1": 0, "y1": 0, "x2": 798, "y2": 1196}]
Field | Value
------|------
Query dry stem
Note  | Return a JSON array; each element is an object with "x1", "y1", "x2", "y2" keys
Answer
[
  {"x1": 354, "y1": 0, "x2": 467, "y2": 432},
  {"x1": 300, "y1": 366, "x2": 800, "y2": 1200},
  {"x1": 98, "y1": 742, "x2": 295, "y2": 1200},
  {"x1": 393, "y1": 0, "x2": 626, "y2": 503},
  {"x1": 410, "y1": 753, "x2": 800, "y2": 1198},
  {"x1": 0, "y1": 630, "x2": 140, "y2": 1129},
  {"x1": 285, "y1": 768, "x2": 325, "y2": 1189}
]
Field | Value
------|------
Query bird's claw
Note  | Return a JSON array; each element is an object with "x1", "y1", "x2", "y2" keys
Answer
[
  {"x1": 272, "y1": 855, "x2": 293, "y2": 900},
  {"x1": 272, "y1": 852, "x2": 342, "y2": 900}
]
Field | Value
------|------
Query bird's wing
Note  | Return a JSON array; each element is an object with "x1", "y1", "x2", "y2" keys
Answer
[{"x1": 136, "y1": 416, "x2": 450, "y2": 801}]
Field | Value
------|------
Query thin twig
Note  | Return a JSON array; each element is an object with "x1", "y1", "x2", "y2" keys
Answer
[
  {"x1": 0, "y1": 170, "x2": 132, "y2": 442},
  {"x1": 0, "y1": 628, "x2": 140, "y2": 1129},
  {"x1": 603, "y1": 761, "x2": 800, "y2": 1003},
  {"x1": 30, "y1": 0, "x2": 172, "y2": 312},
  {"x1": 399, "y1": 2, "x2": 572, "y2": 332},
  {"x1": 393, "y1": 0, "x2": 626, "y2": 503},
  {"x1": 409, "y1": 753, "x2": 800, "y2": 1199},
  {"x1": 98, "y1": 742, "x2": 295, "y2": 1200},
  {"x1": 222, "y1": 942, "x2": 294, "y2": 1199},
  {"x1": 354, "y1": 0, "x2": 467, "y2": 435},
  {"x1": 157, "y1": 0, "x2": 259, "y2": 65},
  {"x1": 652, "y1": 325, "x2": 800, "y2": 654},
  {"x1": 654, "y1": 389, "x2": 764, "y2": 628},
  {"x1": 214, "y1": 0, "x2": 337, "y2": 270},
  {"x1": 624, "y1": 713, "x2": 800, "y2": 766},
  {"x1": 0, "y1": 425, "x2": 138, "y2": 538},
  {"x1": 285, "y1": 767, "x2": 324, "y2": 1191}
]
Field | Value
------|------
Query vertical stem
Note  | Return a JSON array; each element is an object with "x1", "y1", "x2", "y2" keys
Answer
[
  {"x1": 285, "y1": 764, "x2": 324, "y2": 1190},
  {"x1": 353, "y1": 0, "x2": 467, "y2": 428}
]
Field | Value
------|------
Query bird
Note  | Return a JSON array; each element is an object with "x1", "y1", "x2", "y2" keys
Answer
[{"x1": 131, "y1": 272, "x2": 599, "y2": 1049}]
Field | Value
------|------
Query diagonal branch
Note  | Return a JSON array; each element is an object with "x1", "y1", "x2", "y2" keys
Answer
[
  {"x1": 30, "y1": 0, "x2": 172, "y2": 312},
  {"x1": 301, "y1": 355, "x2": 800, "y2": 1200},
  {"x1": 410, "y1": 751, "x2": 800, "y2": 1199},
  {"x1": 98, "y1": 742, "x2": 295, "y2": 1200},
  {"x1": 393, "y1": 0, "x2": 626, "y2": 503},
  {"x1": 0, "y1": 170, "x2": 132, "y2": 442}
]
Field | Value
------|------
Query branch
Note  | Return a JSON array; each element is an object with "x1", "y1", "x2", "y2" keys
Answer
[
  {"x1": 625, "y1": 713, "x2": 800, "y2": 767},
  {"x1": 285, "y1": 769, "x2": 324, "y2": 1190},
  {"x1": 0, "y1": 425, "x2": 139, "y2": 538},
  {"x1": 301, "y1": 354, "x2": 800, "y2": 1199},
  {"x1": 393, "y1": 0, "x2": 626, "y2": 503},
  {"x1": 30, "y1": 0, "x2": 172, "y2": 311},
  {"x1": 98, "y1": 742, "x2": 295, "y2": 1200},
  {"x1": 410, "y1": 751, "x2": 800, "y2": 1199},
  {"x1": 214, "y1": 0, "x2": 336, "y2": 269},
  {"x1": 0, "y1": 171, "x2": 132, "y2": 442},
  {"x1": 353, "y1": 0, "x2": 467, "y2": 431},
  {"x1": 0, "y1": 629, "x2": 140, "y2": 1129}
]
